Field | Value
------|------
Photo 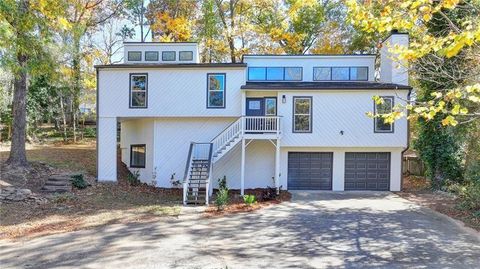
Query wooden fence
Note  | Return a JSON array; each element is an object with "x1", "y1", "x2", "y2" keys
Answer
[{"x1": 403, "y1": 156, "x2": 426, "y2": 176}]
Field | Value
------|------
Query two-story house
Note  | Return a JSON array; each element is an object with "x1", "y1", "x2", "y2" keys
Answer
[{"x1": 95, "y1": 31, "x2": 411, "y2": 205}]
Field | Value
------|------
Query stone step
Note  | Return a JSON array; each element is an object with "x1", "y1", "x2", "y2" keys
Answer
[
  {"x1": 44, "y1": 180, "x2": 70, "y2": 186},
  {"x1": 186, "y1": 200, "x2": 206, "y2": 204},
  {"x1": 41, "y1": 185, "x2": 71, "y2": 193},
  {"x1": 48, "y1": 175, "x2": 72, "y2": 182}
]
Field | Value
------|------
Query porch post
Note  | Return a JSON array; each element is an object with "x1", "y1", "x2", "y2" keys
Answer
[
  {"x1": 275, "y1": 138, "x2": 280, "y2": 194},
  {"x1": 240, "y1": 138, "x2": 245, "y2": 195}
]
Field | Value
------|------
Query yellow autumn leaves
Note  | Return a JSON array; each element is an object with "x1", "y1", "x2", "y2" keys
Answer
[{"x1": 348, "y1": 0, "x2": 479, "y2": 126}]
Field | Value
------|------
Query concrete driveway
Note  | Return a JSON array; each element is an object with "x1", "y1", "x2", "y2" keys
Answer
[{"x1": 1, "y1": 192, "x2": 479, "y2": 269}]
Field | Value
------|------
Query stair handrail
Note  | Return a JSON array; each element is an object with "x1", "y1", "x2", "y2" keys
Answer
[
  {"x1": 183, "y1": 142, "x2": 195, "y2": 205},
  {"x1": 205, "y1": 143, "x2": 214, "y2": 205},
  {"x1": 211, "y1": 117, "x2": 243, "y2": 155}
]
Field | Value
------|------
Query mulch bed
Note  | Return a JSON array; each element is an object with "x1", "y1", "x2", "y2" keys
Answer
[
  {"x1": 400, "y1": 176, "x2": 480, "y2": 231},
  {"x1": 204, "y1": 189, "x2": 292, "y2": 217}
]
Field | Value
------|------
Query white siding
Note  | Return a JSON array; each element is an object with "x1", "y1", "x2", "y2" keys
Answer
[
  {"x1": 98, "y1": 117, "x2": 117, "y2": 181},
  {"x1": 98, "y1": 68, "x2": 244, "y2": 118},
  {"x1": 120, "y1": 119, "x2": 155, "y2": 183},
  {"x1": 271, "y1": 90, "x2": 409, "y2": 148},
  {"x1": 119, "y1": 117, "x2": 276, "y2": 189},
  {"x1": 213, "y1": 140, "x2": 275, "y2": 189},
  {"x1": 243, "y1": 55, "x2": 376, "y2": 82},
  {"x1": 152, "y1": 117, "x2": 236, "y2": 187}
]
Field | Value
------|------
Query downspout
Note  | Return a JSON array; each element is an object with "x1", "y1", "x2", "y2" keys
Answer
[
  {"x1": 95, "y1": 68, "x2": 99, "y2": 182},
  {"x1": 400, "y1": 88, "x2": 412, "y2": 191}
]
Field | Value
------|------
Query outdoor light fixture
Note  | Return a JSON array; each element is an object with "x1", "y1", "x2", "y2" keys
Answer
[{"x1": 282, "y1": 95, "x2": 286, "y2": 103}]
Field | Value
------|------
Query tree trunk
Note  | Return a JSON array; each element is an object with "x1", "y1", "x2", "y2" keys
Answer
[
  {"x1": 7, "y1": 53, "x2": 29, "y2": 167},
  {"x1": 60, "y1": 95, "x2": 68, "y2": 141},
  {"x1": 228, "y1": 36, "x2": 235, "y2": 63},
  {"x1": 72, "y1": 33, "x2": 82, "y2": 143}
]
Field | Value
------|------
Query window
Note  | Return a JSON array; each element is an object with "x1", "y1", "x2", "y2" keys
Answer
[
  {"x1": 130, "y1": 74, "x2": 147, "y2": 108},
  {"x1": 128, "y1": 51, "x2": 141, "y2": 61},
  {"x1": 313, "y1": 67, "x2": 369, "y2": 81},
  {"x1": 350, "y1": 67, "x2": 368, "y2": 80},
  {"x1": 266, "y1": 67, "x2": 283, "y2": 80},
  {"x1": 130, "y1": 144, "x2": 146, "y2": 168},
  {"x1": 265, "y1": 98, "x2": 277, "y2": 116},
  {"x1": 207, "y1": 73, "x2": 226, "y2": 108},
  {"x1": 248, "y1": 67, "x2": 302, "y2": 81},
  {"x1": 284, "y1": 67, "x2": 302, "y2": 81},
  {"x1": 332, "y1": 67, "x2": 350, "y2": 80},
  {"x1": 248, "y1": 67, "x2": 267, "y2": 80},
  {"x1": 293, "y1": 97, "x2": 312, "y2": 133},
  {"x1": 374, "y1": 96, "x2": 394, "y2": 133},
  {"x1": 249, "y1": 100, "x2": 261, "y2": 110},
  {"x1": 162, "y1": 51, "x2": 176, "y2": 61},
  {"x1": 313, "y1": 67, "x2": 331, "y2": 80},
  {"x1": 145, "y1": 51, "x2": 159, "y2": 61},
  {"x1": 179, "y1": 51, "x2": 193, "y2": 61}
]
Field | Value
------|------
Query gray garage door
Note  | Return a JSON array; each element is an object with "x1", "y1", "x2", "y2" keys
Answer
[
  {"x1": 345, "y1": 152, "x2": 391, "y2": 190},
  {"x1": 288, "y1": 152, "x2": 333, "y2": 190}
]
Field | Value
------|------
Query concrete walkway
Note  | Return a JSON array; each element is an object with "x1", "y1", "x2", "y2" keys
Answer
[{"x1": 1, "y1": 192, "x2": 479, "y2": 268}]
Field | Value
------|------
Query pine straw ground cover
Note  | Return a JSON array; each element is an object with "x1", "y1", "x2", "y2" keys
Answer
[
  {"x1": 0, "y1": 141, "x2": 182, "y2": 240},
  {"x1": 399, "y1": 176, "x2": 480, "y2": 231}
]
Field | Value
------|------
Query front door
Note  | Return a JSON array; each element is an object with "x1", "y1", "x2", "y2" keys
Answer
[
  {"x1": 246, "y1": 98, "x2": 264, "y2": 133},
  {"x1": 246, "y1": 98, "x2": 264, "y2": 116}
]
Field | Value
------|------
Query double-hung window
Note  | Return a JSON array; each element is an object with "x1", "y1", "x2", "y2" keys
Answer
[
  {"x1": 130, "y1": 144, "x2": 146, "y2": 168},
  {"x1": 374, "y1": 96, "x2": 394, "y2": 133},
  {"x1": 293, "y1": 97, "x2": 312, "y2": 133},
  {"x1": 130, "y1": 74, "x2": 148, "y2": 108},
  {"x1": 207, "y1": 73, "x2": 226, "y2": 108}
]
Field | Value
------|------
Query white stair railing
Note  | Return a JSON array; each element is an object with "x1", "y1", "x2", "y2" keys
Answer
[{"x1": 211, "y1": 117, "x2": 243, "y2": 156}]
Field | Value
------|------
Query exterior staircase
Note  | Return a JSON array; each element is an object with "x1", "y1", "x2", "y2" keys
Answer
[
  {"x1": 183, "y1": 116, "x2": 281, "y2": 205},
  {"x1": 185, "y1": 159, "x2": 210, "y2": 205}
]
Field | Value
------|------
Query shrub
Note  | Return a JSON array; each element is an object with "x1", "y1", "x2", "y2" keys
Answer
[
  {"x1": 127, "y1": 170, "x2": 141, "y2": 186},
  {"x1": 452, "y1": 182, "x2": 480, "y2": 212},
  {"x1": 218, "y1": 175, "x2": 227, "y2": 190},
  {"x1": 262, "y1": 185, "x2": 282, "y2": 201},
  {"x1": 215, "y1": 188, "x2": 229, "y2": 211},
  {"x1": 83, "y1": 127, "x2": 96, "y2": 138},
  {"x1": 71, "y1": 174, "x2": 88, "y2": 189},
  {"x1": 215, "y1": 176, "x2": 229, "y2": 211},
  {"x1": 243, "y1": 194, "x2": 256, "y2": 206}
]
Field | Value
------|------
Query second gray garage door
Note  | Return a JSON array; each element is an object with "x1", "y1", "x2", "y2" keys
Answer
[
  {"x1": 288, "y1": 152, "x2": 333, "y2": 190},
  {"x1": 345, "y1": 152, "x2": 391, "y2": 190}
]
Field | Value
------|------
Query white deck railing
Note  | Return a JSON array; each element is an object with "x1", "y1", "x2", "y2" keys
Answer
[{"x1": 243, "y1": 116, "x2": 281, "y2": 134}]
